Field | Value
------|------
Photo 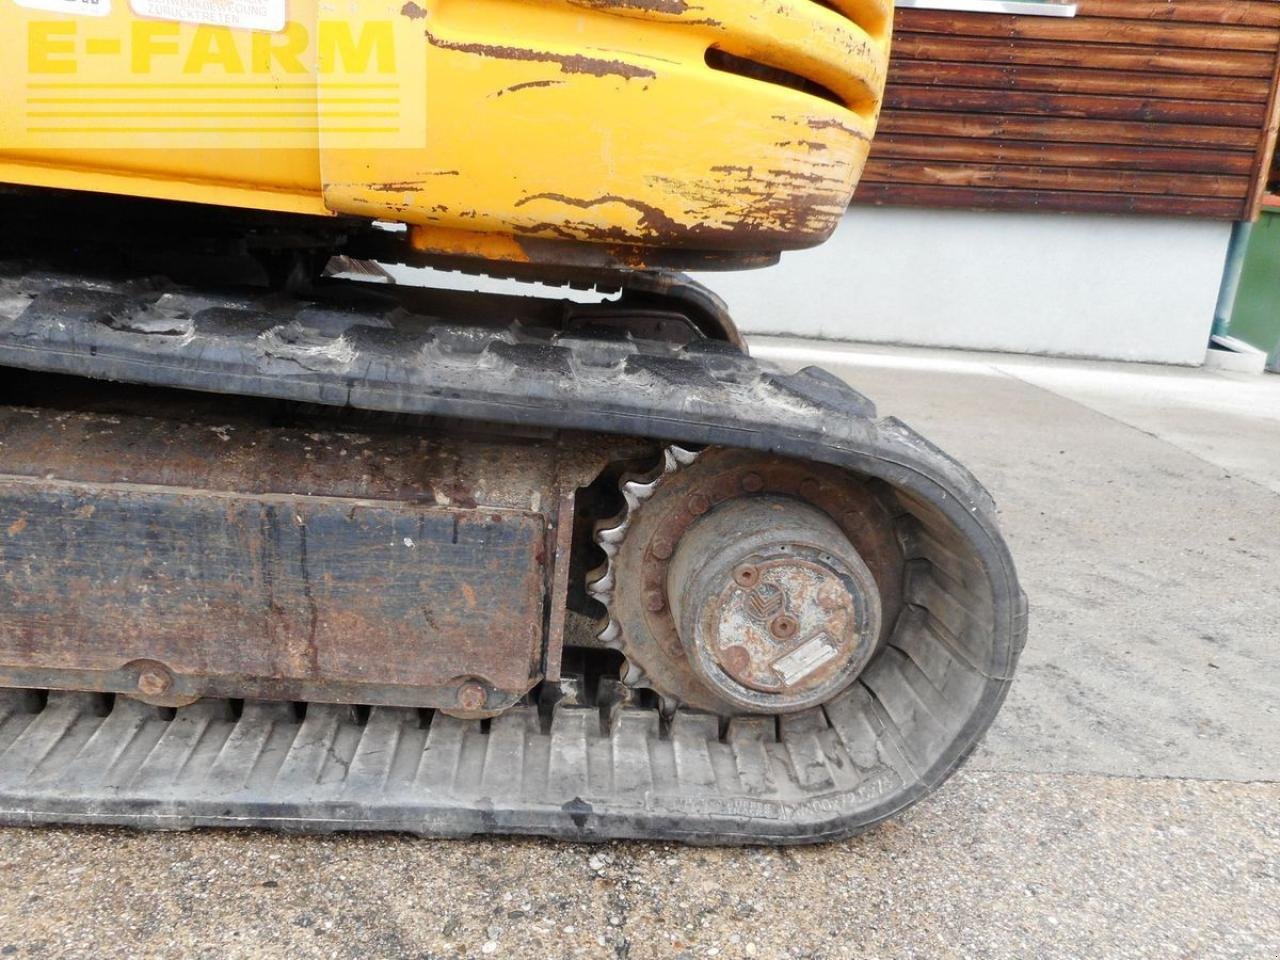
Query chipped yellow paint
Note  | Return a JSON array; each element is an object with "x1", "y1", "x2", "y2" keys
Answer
[{"x1": 0, "y1": 0, "x2": 891, "y2": 262}]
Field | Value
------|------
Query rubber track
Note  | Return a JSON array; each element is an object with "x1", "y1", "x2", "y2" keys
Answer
[{"x1": 0, "y1": 264, "x2": 1027, "y2": 843}]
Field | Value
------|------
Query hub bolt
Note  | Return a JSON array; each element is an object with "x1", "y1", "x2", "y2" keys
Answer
[
  {"x1": 742, "y1": 473, "x2": 764, "y2": 493},
  {"x1": 137, "y1": 667, "x2": 172, "y2": 697},
  {"x1": 769, "y1": 614, "x2": 799, "y2": 640},
  {"x1": 732, "y1": 564, "x2": 759, "y2": 588},
  {"x1": 457, "y1": 682, "x2": 487, "y2": 712},
  {"x1": 651, "y1": 536, "x2": 675, "y2": 560}
]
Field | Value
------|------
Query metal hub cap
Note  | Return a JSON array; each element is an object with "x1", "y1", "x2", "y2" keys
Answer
[{"x1": 666, "y1": 496, "x2": 881, "y2": 713}]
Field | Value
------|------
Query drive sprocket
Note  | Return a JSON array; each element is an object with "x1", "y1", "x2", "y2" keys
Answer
[{"x1": 590, "y1": 446, "x2": 907, "y2": 717}]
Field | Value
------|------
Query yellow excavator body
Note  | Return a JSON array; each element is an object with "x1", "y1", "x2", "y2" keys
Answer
[{"x1": 1, "y1": 0, "x2": 890, "y2": 267}]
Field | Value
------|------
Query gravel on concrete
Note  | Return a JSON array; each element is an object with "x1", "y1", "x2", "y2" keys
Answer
[
  {"x1": 754, "y1": 340, "x2": 1280, "y2": 783},
  {"x1": 0, "y1": 771, "x2": 1275, "y2": 960}
]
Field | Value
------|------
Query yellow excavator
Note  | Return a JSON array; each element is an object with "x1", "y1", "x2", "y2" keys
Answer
[{"x1": 0, "y1": 0, "x2": 1024, "y2": 843}]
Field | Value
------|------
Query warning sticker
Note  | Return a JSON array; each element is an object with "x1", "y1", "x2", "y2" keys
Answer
[
  {"x1": 14, "y1": 0, "x2": 111, "y2": 17},
  {"x1": 129, "y1": 0, "x2": 286, "y2": 31}
]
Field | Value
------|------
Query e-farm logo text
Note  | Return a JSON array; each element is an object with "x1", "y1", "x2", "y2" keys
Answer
[{"x1": 24, "y1": 20, "x2": 424, "y2": 147}]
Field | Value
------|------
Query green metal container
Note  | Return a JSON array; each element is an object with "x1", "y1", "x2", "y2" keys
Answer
[{"x1": 1219, "y1": 209, "x2": 1280, "y2": 372}]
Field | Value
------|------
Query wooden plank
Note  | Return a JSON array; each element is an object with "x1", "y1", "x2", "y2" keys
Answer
[
  {"x1": 884, "y1": 86, "x2": 1267, "y2": 126},
  {"x1": 895, "y1": 10, "x2": 1278, "y2": 52},
  {"x1": 1075, "y1": 0, "x2": 1280, "y2": 29},
  {"x1": 887, "y1": 60, "x2": 1273, "y2": 103},
  {"x1": 870, "y1": 135, "x2": 1257, "y2": 176},
  {"x1": 862, "y1": 158, "x2": 1250, "y2": 198},
  {"x1": 852, "y1": 182, "x2": 1245, "y2": 218},
  {"x1": 1244, "y1": 49, "x2": 1280, "y2": 218},
  {"x1": 891, "y1": 33, "x2": 1277, "y2": 78},
  {"x1": 866, "y1": 3, "x2": 1280, "y2": 219},
  {"x1": 875, "y1": 111, "x2": 1260, "y2": 149}
]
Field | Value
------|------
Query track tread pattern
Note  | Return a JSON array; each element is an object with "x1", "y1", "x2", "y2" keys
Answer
[{"x1": 0, "y1": 688, "x2": 925, "y2": 843}]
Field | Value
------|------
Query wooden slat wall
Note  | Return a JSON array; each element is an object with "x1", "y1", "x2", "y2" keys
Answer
[
  {"x1": 1269, "y1": 133, "x2": 1280, "y2": 202},
  {"x1": 856, "y1": 0, "x2": 1280, "y2": 219}
]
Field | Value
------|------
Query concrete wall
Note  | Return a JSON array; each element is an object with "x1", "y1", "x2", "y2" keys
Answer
[{"x1": 696, "y1": 207, "x2": 1234, "y2": 366}]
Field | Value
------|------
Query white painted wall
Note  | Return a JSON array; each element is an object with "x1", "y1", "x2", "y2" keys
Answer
[{"x1": 696, "y1": 207, "x2": 1234, "y2": 366}]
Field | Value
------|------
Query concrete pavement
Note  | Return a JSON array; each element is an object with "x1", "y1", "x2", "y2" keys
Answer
[
  {"x1": 0, "y1": 340, "x2": 1276, "y2": 959},
  {"x1": 753, "y1": 339, "x2": 1280, "y2": 784}
]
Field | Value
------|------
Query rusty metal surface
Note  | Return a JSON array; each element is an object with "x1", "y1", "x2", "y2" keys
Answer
[
  {"x1": 400, "y1": 228, "x2": 783, "y2": 276},
  {"x1": 347, "y1": 233, "x2": 753, "y2": 348},
  {"x1": 0, "y1": 405, "x2": 561, "y2": 513},
  {"x1": 543, "y1": 489, "x2": 577, "y2": 685},
  {"x1": 0, "y1": 475, "x2": 547, "y2": 713},
  {"x1": 0, "y1": 402, "x2": 602, "y2": 713},
  {"x1": 599, "y1": 448, "x2": 905, "y2": 716},
  {"x1": 665, "y1": 496, "x2": 881, "y2": 713}
]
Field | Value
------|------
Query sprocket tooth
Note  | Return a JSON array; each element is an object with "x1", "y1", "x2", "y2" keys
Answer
[
  {"x1": 618, "y1": 455, "x2": 671, "y2": 492},
  {"x1": 622, "y1": 480, "x2": 657, "y2": 508},
  {"x1": 597, "y1": 526, "x2": 627, "y2": 548},
  {"x1": 589, "y1": 567, "x2": 615, "y2": 596},
  {"x1": 670, "y1": 446, "x2": 701, "y2": 466},
  {"x1": 621, "y1": 455, "x2": 676, "y2": 507},
  {"x1": 621, "y1": 660, "x2": 647, "y2": 687},
  {"x1": 591, "y1": 444, "x2": 698, "y2": 709}
]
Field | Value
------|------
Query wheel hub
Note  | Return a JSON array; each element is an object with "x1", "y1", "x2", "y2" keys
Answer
[
  {"x1": 592, "y1": 448, "x2": 903, "y2": 716},
  {"x1": 666, "y1": 496, "x2": 880, "y2": 713}
]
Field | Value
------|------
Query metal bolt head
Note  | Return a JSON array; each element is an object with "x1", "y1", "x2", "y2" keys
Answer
[
  {"x1": 650, "y1": 536, "x2": 675, "y2": 560},
  {"x1": 645, "y1": 591, "x2": 666, "y2": 613},
  {"x1": 457, "y1": 682, "x2": 487, "y2": 712},
  {"x1": 732, "y1": 564, "x2": 759, "y2": 588},
  {"x1": 137, "y1": 667, "x2": 171, "y2": 697},
  {"x1": 687, "y1": 492, "x2": 711, "y2": 516},
  {"x1": 742, "y1": 473, "x2": 764, "y2": 493},
  {"x1": 768, "y1": 614, "x2": 799, "y2": 641}
]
